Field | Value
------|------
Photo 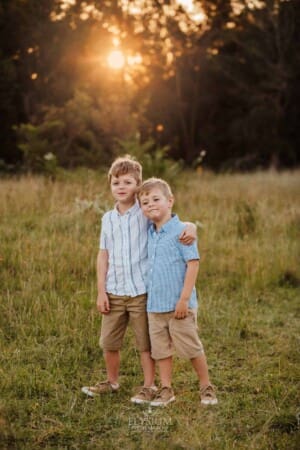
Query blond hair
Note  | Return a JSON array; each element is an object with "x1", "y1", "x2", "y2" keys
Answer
[
  {"x1": 138, "y1": 177, "x2": 173, "y2": 199},
  {"x1": 108, "y1": 155, "x2": 142, "y2": 185}
]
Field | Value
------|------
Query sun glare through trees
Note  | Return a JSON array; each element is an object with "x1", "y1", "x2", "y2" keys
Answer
[
  {"x1": 107, "y1": 50, "x2": 126, "y2": 69},
  {"x1": 1, "y1": 0, "x2": 299, "y2": 170}
]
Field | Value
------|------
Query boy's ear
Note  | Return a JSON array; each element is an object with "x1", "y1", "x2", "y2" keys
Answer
[{"x1": 168, "y1": 196, "x2": 174, "y2": 208}]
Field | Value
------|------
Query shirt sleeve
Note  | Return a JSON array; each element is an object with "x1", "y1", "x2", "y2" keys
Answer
[
  {"x1": 178, "y1": 240, "x2": 200, "y2": 262},
  {"x1": 99, "y1": 214, "x2": 108, "y2": 249}
]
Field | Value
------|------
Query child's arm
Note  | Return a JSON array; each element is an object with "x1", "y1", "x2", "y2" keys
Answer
[
  {"x1": 174, "y1": 259, "x2": 199, "y2": 319},
  {"x1": 179, "y1": 222, "x2": 197, "y2": 245},
  {"x1": 96, "y1": 249, "x2": 110, "y2": 314}
]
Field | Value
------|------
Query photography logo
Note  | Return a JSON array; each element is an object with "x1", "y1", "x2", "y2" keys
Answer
[{"x1": 128, "y1": 407, "x2": 173, "y2": 433}]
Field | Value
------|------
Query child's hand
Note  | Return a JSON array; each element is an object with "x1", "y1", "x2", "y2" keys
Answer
[
  {"x1": 97, "y1": 292, "x2": 110, "y2": 314},
  {"x1": 174, "y1": 299, "x2": 188, "y2": 319},
  {"x1": 179, "y1": 222, "x2": 197, "y2": 245}
]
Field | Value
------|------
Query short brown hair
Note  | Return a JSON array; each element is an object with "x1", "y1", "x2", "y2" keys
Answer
[
  {"x1": 138, "y1": 177, "x2": 173, "y2": 199},
  {"x1": 108, "y1": 155, "x2": 142, "y2": 185}
]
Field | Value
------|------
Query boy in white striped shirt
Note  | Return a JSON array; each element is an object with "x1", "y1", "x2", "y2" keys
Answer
[{"x1": 82, "y1": 156, "x2": 196, "y2": 404}]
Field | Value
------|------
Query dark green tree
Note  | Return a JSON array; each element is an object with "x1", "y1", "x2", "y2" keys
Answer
[{"x1": 0, "y1": 0, "x2": 299, "y2": 170}]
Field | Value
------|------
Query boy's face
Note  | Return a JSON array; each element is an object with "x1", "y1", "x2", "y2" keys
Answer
[
  {"x1": 140, "y1": 187, "x2": 173, "y2": 224},
  {"x1": 110, "y1": 174, "x2": 138, "y2": 205}
]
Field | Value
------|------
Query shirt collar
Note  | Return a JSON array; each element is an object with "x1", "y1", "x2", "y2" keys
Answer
[
  {"x1": 114, "y1": 199, "x2": 140, "y2": 217},
  {"x1": 150, "y1": 214, "x2": 179, "y2": 234}
]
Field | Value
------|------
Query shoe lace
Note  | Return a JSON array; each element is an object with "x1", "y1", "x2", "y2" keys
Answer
[
  {"x1": 133, "y1": 386, "x2": 153, "y2": 399},
  {"x1": 201, "y1": 384, "x2": 215, "y2": 397},
  {"x1": 140, "y1": 387, "x2": 149, "y2": 394},
  {"x1": 156, "y1": 386, "x2": 171, "y2": 399},
  {"x1": 95, "y1": 381, "x2": 111, "y2": 388}
]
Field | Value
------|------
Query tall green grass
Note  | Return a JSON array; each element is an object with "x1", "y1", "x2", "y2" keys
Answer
[{"x1": 0, "y1": 171, "x2": 299, "y2": 449}]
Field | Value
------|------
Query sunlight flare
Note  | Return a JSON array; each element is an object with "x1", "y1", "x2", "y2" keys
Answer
[{"x1": 107, "y1": 50, "x2": 126, "y2": 70}]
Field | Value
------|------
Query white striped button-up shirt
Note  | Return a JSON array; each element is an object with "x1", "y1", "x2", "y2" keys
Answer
[{"x1": 100, "y1": 201, "x2": 148, "y2": 297}]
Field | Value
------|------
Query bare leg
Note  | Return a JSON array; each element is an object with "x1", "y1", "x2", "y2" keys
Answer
[
  {"x1": 191, "y1": 353, "x2": 210, "y2": 387},
  {"x1": 157, "y1": 356, "x2": 173, "y2": 387},
  {"x1": 104, "y1": 350, "x2": 120, "y2": 384},
  {"x1": 140, "y1": 351, "x2": 156, "y2": 387}
]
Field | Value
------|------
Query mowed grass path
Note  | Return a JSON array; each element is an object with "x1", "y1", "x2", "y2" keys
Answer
[{"x1": 0, "y1": 170, "x2": 299, "y2": 449}]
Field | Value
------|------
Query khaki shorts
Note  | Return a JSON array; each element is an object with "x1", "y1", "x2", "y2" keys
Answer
[
  {"x1": 148, "y1": 309, "x2": 204, "y2": 360},
  {"x1": 100, "y1": 293, "x2": 150, "y2": 352}
]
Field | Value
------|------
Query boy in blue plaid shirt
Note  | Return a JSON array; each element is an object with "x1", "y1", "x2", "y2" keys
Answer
[{"x1": 139, "y1": 177, "x2": 217, "y2": 406}]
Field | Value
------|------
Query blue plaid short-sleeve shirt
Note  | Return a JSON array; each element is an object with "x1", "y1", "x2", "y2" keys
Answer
[{"x1": 147, "y1": 214, "x2": 200, "y2": 312}]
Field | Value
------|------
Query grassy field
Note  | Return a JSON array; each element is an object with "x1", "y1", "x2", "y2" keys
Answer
[{"x1": 0, "y1": 170, "x2": 299, "y2": 450}]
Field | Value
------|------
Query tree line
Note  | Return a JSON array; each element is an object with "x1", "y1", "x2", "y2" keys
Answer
[{"x1": 0, "y1": 0, "x2": 299, "y2": 172}]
